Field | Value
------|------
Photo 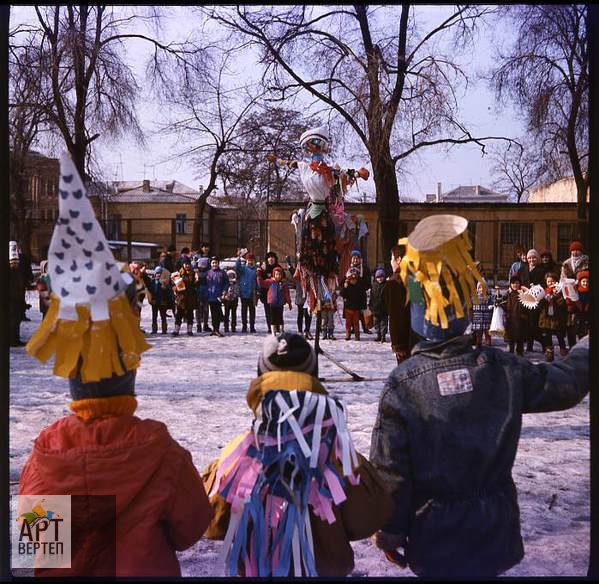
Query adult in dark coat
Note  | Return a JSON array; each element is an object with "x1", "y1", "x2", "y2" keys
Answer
[
  {"x1": 539, "y1": 249, "x2": 558, "y2": 281},
  {"x1": 9, "y1": 257, "x2": 26, "y2": 346},
  {"x1": 383, "y1": 249, "x2": 417, "y2": 363},
  {"x1": 349, "y1": 250, "x2": 372, "y2": 333},
  {"x1": 523, "y1": 249, "x2": 544, "y2": 352},
  {"x1": 496, "y1": 275, "x2": 528, "y2": 356}
]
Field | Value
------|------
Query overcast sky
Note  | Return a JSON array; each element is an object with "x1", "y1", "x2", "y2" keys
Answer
[{"x1": 11, "y1": 5, "x2": 526, "y2": 200}]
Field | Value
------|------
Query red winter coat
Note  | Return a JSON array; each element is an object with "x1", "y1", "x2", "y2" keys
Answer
[{"x1": 19, "y1": 415, "x2": 213, "y2": 577}]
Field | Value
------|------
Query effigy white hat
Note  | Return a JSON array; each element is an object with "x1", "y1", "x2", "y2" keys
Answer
[
  {"x1": 26, "y1": 152, "x2": 150, "y2": 383},
  {"x1": 398, "y1": 214, "x2": 486, "y2": 329},
  {"x1": 299, "y1": 125, "x2": 331, "y2": 151}
]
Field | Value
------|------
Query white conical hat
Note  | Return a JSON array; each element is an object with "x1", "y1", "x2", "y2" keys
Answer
[
  {"x1": 48, "y1": 152, "x2": 133, "y2": 321},
  {"x1": 299, "y1": 125, "x2": 331, "y2": 150},
  {"x1": 26, "y1": 152, "x2": 150, "y2": 383}
]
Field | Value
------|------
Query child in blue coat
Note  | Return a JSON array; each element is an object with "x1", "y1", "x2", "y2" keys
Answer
[{"x1": 206, "y1": 257, "x2": 229, "y2": 337}]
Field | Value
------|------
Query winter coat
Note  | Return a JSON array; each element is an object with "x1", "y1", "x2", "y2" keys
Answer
[
  {"x1": 257, "y1": 274, "x2": 292, "y2": 308},
  {"x1": 369, "y1": 280, "x2": 388, "y2": 317},
  {"x1": 497, "y1": 289, "x2": 528, "y2": 342},
  {"x1": 258, "y1": 261, "x2": 281, "y2": 304},
  {"x1": 383, "y1": 271, "x2": 418, "y2": 354},
  {"x1": 159, "y1": 253, "x2": 175, "y2": 273},
  {"x1": 525, "y1": 265, "x2": 545, "y2": 287},
  {"x1": 9, "y1": 265, "x2": 25, "y2": 311},
  {"x1": 174, "y1": 269, "x2": 197, "y2": 310},
  {"x1": 340, "y1": 281, "x2": 366, "y2": 311},
  {"x1": 508, "y1": 260, "x2": 527, "y2": 282},
  {"x1": 201, "y1": 370, "x2": 394, "y2": 577},
  {"x1": 19, "y1": 414, "x2": 213, "y2": 577},
  {"x1": 538, "y1": 288, "x2": 567, "y2": 332},
  {"x1": 193, "y1": 254, "x2": 211, "y2": 301},
  {"x1": 561, "y1": 255, "x2": 590, "y2": 280},
  {"x1": 354, "y1": 263, "x2": 371, "y2": 309},
  {"x1": 540, "y1": 259, "x2": 559, "y2": 281},
  {"x1": 223, "y1": 281, "x2": 240, "y2": 302},
  {"x1": 148, "y1": 278, "x2": 175, "y2": 307},
  {"x1": 235, "y1": 258, "x2": 257, "y2": 300},
  {"x1": 369, "y1": 334, "x2": 589, "y2": 578},
  {"x1": 206, "y1": 268, "x2": 229, "y2": 303}
]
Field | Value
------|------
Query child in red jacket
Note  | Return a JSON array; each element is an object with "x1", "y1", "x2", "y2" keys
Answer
[
  {"x1": 257, "y1": 265, "x2": 292, "y2": 335},
  {"x1": 19, "y1": 152, "x2": 213, "y2": 577}
]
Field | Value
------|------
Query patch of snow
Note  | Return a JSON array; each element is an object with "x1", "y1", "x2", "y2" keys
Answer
[{"x1": 10, "y1": 291, "x2": 589, "y2": 576}]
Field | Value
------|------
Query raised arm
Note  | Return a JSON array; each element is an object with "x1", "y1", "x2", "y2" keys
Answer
[{"x1": 266, "y1": 154, "x2": 298, "y2": 170}]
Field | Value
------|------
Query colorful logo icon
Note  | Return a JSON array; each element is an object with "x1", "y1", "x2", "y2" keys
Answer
[{"x1": 16, "y1": 499, "x2": 60, "y2": 529}]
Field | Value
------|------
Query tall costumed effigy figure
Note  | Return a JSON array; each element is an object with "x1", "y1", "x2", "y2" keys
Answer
[{"x1": 267, "y1": 126, "x2": 370, "y2": 313}]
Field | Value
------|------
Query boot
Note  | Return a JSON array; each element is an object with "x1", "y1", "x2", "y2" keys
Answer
[
  {"x1": 329, "y1": 330, "x2": 336, "y2": 340},
  {"x1": 204, "y1": 324, "x2": 212, "y2": 333},
  {"x1": 161, "y1": 321, "x2": 168, "y2": 335},
  {"x1": 187, "y1": 324, "x2": 194, "y2": 336},
  {"x1": 215, "y1": 328, "x2": 224, "y2": 337},
  {"x1": 242, "y1": 324, "x2": 247, "y2": 333},
  {"x1": 172, "y1": 323, "x2": 181, "y2": 337},
  {"x1": 381, "y1": 334, "x2": 386, "y2": 343},
  {"x1": 196, "y1": 323, "x2": 202, "y2": 333},
  {"x1": 304, "y1": 331, "x2": 313, "y2": 340},
  {"x1": 231, "y1": 325, "x2": 236, "y2": 333},
  {"x1": 322, "y1": 330, "x2": 328, "y2": 340},
  {"x1": 345, "y1": 331, "x2": 351, "y2": 341},
  {"x1": 545, "y1": 347, "x2": 554, "y2": 362},
  {"x1": 355, "y1": 332, "x2": 361, "y2": 341},
  {"x1": 224, "y1": 322, "x2": 229, "y2": 333},
  {"x1": 250, "y1": 325, "x2": 257, "y2": 333},
  {"x1": 151, "y1": 325, "x2": 158, "y2": 334},
  {"x1": 375, "y1": 333, "x2": 382, "y2": 342}
]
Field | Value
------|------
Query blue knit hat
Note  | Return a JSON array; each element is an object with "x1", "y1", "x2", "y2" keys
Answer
[
  {"x1": 375, "y1": 268, "x2": 385, "y2": 278},
  {"x1": 350, "y1": 249, "x2": 361, "y2": 257}
]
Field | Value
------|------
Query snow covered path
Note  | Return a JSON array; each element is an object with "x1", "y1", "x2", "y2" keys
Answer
[{"x1": 9, "y1": 291, "x2": 589, "y2": 577}]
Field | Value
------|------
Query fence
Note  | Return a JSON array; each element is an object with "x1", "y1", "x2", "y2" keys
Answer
[{"x1": 23, "y1": 214, "x2": 584, "y2": 283}]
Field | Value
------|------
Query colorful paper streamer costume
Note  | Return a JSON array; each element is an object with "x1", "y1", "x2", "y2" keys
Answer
[
  {"x1": 398, "y1": 214, "x2": 487, "y2": 329},
  {"x1": 26, "y1": 152, "x2": 150, "y2": 382},
  {"x1": 210, "y1": 388, "x2": 360, "y2": 577}
]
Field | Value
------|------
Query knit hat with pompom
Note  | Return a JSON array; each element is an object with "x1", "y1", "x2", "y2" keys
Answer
[{"x1": 257, "y1": 332, "x2": 317, "y2": 376}]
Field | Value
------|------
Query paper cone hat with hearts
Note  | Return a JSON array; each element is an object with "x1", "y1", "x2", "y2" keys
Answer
[{"x1": 26, "y1": 152, "x2": 151, "y2": 382}]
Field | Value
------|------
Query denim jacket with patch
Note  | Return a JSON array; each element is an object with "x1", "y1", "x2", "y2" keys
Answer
[{"x1": 369, "y1": 334, "x2": 589, "y2": 577}]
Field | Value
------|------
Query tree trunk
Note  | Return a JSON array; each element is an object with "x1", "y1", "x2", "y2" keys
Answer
[
  {"x1": 372, "y1": 151, "x2": 400, "y2": 267},
  {"x1": 574, "y1": 174, "x2": 588, "y2": 245}
]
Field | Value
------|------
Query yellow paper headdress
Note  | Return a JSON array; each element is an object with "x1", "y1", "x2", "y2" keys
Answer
[
  {"x1": 398, "y1": 214, "x2": 487, "y2": 329},
  {"x1": 26, "y1": 152, "x2": 151, "y2": 383}
]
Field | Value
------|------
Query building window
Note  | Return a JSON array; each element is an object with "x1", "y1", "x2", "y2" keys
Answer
[
  {"x1": 107, "y1": 214, "x2": 122, "y2": 240},
  {"x1": 176, "y1": 213, "x2": 187, "y2": 235},
  {"x1": 557, "y1": 223, "x2": 578, "y2": 262},
  {"x1": 500, "y1": 222, "x2": 533, "y2": 269}
]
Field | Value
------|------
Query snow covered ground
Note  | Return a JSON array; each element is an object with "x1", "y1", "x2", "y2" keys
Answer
[{"x1": 9, "y1": 291, "x2": 590, "y2": 577}]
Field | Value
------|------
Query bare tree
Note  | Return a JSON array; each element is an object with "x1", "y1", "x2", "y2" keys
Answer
[
  {"x1": 203, "y1": 5, "x2": 515, "y2": 255},
  {"x1": 490, "y1": 141, "x2": 546, "y2": 203},
  {"x1": 490, "y1": 5, "x2": 588, "y2": 239},
  {"x1": 150, "y1": 48, "x2": 265, "y2": 249},
  {"x1": 8, "y1": 33, "x2": 52, "y2": 254},
  {"x1": 9, "y1": 6, "x2": 201, "y2": 180},
  {"x1": 218, "y1": 105, "x2": 322, "y2": 215}
]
